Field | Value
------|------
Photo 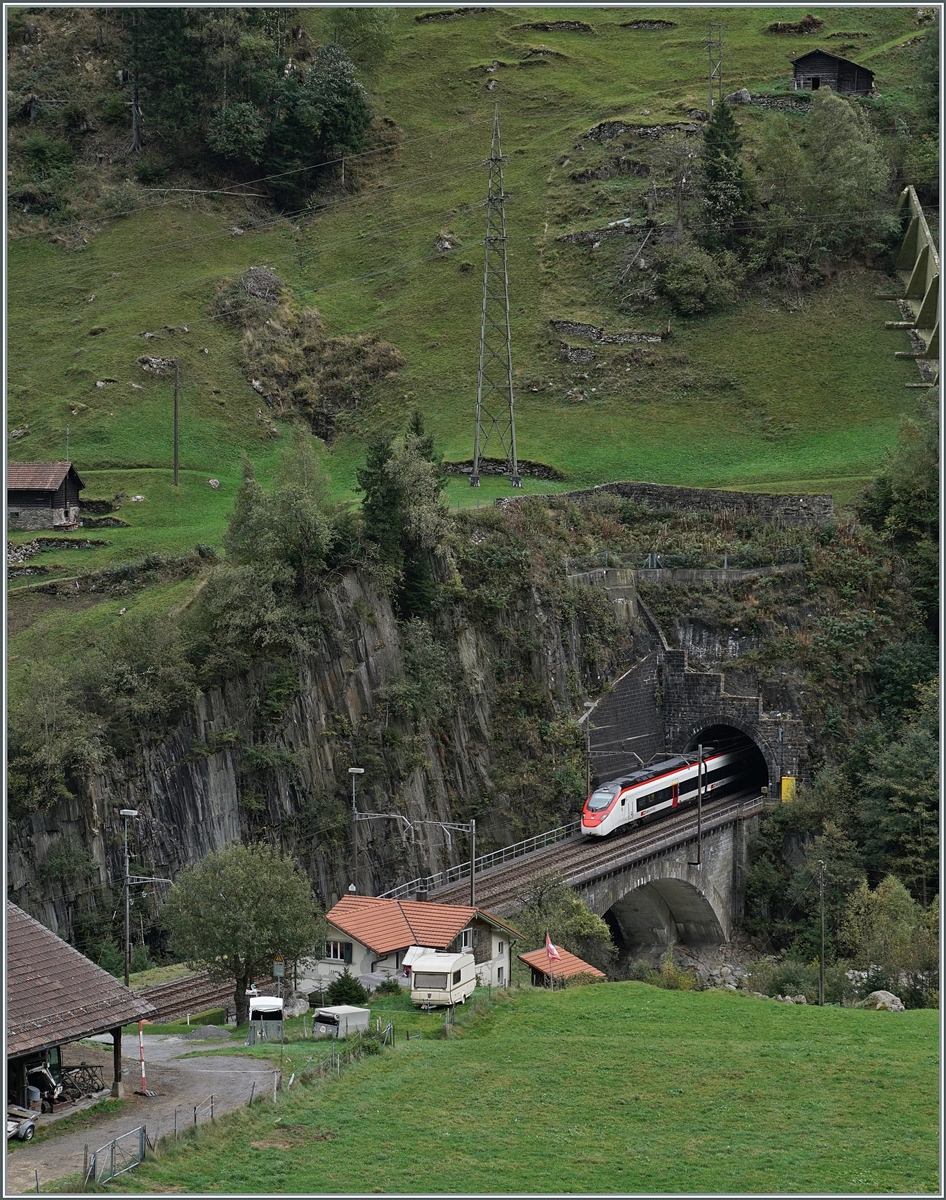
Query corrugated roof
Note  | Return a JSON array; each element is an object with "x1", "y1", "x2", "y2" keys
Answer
[
  {"x1": 6, "y1": 902, "x2": 156, "y2": 1058},
  {"x1": 518, "y1": 946, "x2": 606, "y2": 981},
  {"x1": 325, "y1": 895, "x2": 521, "y2": 955},
  {"x1": 6, "y1": 461, "x2": 84, "y2": 491}
]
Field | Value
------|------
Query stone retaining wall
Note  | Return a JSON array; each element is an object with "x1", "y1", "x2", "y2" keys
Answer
[{"x1": 497, "y1": 480, "x2": 834, "y2": 527}]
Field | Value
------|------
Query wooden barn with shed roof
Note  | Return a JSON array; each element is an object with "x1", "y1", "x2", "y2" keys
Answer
[
  {"x1": 6, "y1": 902, "x2": 156, "y2": 1107},
  {"x1": 791, "y1": 49, "x2": 875, "y2": 95},
  {"x1": 7, "y1": 461, "x2": 84, "y2": 530}
]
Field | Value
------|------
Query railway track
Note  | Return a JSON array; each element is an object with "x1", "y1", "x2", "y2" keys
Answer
[
  {"x1": 430, "y1": 792, "x2": 768, "y2": 915},
  {"x1": 136, "y1": 973, "x2": 237, "y2": 1022}
]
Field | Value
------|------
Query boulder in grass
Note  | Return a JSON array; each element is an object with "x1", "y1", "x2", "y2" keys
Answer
[
  {"x1": 283, "y1": 992, "x2": 310, "y2": 1018},
  {"x1": 858, "y1": 989, "x2": 905, "y2": 1012}
]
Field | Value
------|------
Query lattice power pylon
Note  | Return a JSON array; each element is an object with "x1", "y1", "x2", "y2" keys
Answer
[
  {"x1": 471, "y1": 107, "x2": 521, "y2": 487},
  {"x1": 706, "y1": 22, "x2": 724, "y2": 110}
]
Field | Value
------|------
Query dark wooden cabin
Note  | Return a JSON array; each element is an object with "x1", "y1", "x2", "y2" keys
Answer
[
  {"x1": 7, "y1": 461, "x2": 84, "y2": 530},
  {"x1": 791, "y1": 50, "x2": 875, "y2": 96}
]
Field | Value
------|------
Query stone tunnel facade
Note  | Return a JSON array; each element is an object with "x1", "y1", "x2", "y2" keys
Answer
[{"x1": 581, "y1": 574, "x2": 808, "y2": 795}]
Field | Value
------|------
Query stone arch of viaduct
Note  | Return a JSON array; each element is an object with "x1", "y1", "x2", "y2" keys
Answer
[{"x1": 572, "y1": 810, "x2": 763, "y2": 951}]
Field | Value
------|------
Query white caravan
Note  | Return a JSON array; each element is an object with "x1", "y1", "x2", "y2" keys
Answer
[{"x1": 409, "y1": 950, "x2": 476, "y2": 1008}]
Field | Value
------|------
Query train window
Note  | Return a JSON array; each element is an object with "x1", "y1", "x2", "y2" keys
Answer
[
  {"x1": 639, "y1": 786, "x2": 672, "y2": 810},
  {"x1": 587, "y1": 782, "x2": 620, "y2": 812}
]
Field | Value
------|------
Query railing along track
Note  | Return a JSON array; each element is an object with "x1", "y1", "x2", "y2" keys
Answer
[{"x1": 430, "y1": 794, "x2": 768, "y2": 914}]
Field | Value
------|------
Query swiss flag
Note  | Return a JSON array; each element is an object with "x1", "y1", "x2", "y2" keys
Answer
[{"x1": 545, "y1": 931, "x2": 562, "y2": 962}]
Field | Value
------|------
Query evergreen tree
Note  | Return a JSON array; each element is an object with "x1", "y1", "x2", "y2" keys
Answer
[
  {"x1": 857, "y1": 394, "x2": 938, "y2": 630},
  {"x1": 356, "y1": 415, "x2": 448, "y2": 618},
  {"x1": 326, "y1": 967, "x2": 369, "y2": 1006},
  {"x1": 698, "y1": 102, "x2": 753, "y2": 251},
  {"x1": 356, "y1": 436, "x2": 405, "y2": 570}
]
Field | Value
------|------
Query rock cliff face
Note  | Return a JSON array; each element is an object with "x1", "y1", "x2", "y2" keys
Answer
[{"x1": 8, "y1": 559, "x2": 635, "y2": 940}]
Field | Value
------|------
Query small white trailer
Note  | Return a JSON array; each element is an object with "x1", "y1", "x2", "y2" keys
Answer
[
  {"x1": 311, "y1": 1005, "x2": 371, "y2": 1038},
  {"x1": 247, "y1": 995, "x2": 283, "y2": 1044},
  {"x1": 409, "y1": 951, "x2": 476, "y2": 1008}
]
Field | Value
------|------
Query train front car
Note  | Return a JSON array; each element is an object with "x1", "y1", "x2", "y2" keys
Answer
[{"x1": 581, "y1": 779, "x2": 628, "y2": 837}]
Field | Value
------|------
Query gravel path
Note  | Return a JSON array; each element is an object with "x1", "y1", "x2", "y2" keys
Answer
[{"x1": 4, "y1": 1034, "x2": 276, "y2": 1195}]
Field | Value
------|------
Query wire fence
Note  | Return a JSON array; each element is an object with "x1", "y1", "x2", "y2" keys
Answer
[
  {"x1": 84, "y1": 1125, "x2": 146, "y2": 1185},
  {"x1": 565, "y1": 547, "x2": 807, "y2": 574}
]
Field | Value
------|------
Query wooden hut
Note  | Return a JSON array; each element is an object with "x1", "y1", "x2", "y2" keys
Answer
[
  {"x1": 791, "y1": 50, "x2": 875, "y2": 96},
  {"x1": 518, "y1": 946, "x2": 606, "y2": 988},
  {"x1": 7, "y1": 461, "x2": 84, "y2": 530}
]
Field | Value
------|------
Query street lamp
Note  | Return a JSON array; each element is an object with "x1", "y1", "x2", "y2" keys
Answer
[
  {"x1": 349, "y1": 768, "x2": 364, "y2": 892},
  {"x1": 119, "y1": 809, "x2": 139, "y2": 987}
]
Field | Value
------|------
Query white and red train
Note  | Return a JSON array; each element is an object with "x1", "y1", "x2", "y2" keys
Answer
[{"x1": 581, "y1": 748, "x2": 752, "y2": 837}]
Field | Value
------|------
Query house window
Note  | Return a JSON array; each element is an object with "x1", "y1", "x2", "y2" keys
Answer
[
  {"x1": 325, "y1": 941, "x2": 352, "y2": 963},
  {"x1": 498, "y1": 941, "x2": 504, "y2": 955},
  {"x1": 461, "y1": 928, "x2": 473, "y2": 950},
  {"x1": 497, "y1": 966, "x2": 503, "y2": 983}
]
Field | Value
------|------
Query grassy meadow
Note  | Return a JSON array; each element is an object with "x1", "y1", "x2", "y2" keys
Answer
[
  {"x1": 8, "y1": 8, "x2": 922, "y2": 526},
  {"x1": 100, "y1": 984, "x2": 939, "y2": 1195}
]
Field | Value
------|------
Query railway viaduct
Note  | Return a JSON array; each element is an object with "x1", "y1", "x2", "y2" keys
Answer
[{"x1": 429, "y1": 795, "x2": 769, "y2": 956}]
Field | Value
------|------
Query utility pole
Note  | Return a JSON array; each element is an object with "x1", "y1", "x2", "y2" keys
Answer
[
  {"x1": 818, "y1": 859, "x2": 826, "y2": 1006},
  {"x1": 471, "y1": 106, "x2": 521, "y2": 489},
  {"x1": 583, "y1": 701, "x2": 594, "y2": 796},
  {"x1": 706, "y1": 22, "x2": 723, "y2": 111},
  {"x1": 120, "y1": 809, "x2": 139, "y2": 987},
  {"x1": 688, "y1": 745, "x2": 714, "y2": 867},
  {"x1": 349, "y1": 767, "x2": 364, "y2": 892},
  {"x1": 469, "y1": 819, "x2": 476, "y2": 908},
  {"x1": 173, "y1": 360, "x2": 180, "y2": 487}
]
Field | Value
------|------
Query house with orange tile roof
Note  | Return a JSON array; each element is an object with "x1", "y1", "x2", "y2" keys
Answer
[
  {"x1": 518, "y1": 945, "x2": 607, "y2": 988},
  {"x1": 301, "y1": 895, "x2": 522, "y2": 994}
]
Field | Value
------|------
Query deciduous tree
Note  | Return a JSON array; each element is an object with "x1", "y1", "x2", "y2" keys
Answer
[
  {"x1": 162, "y1": 842, "x2": 324, "y2": 1025},
  {"x1": 512, "y1": 871, "x2": 615, "y2": 974}
]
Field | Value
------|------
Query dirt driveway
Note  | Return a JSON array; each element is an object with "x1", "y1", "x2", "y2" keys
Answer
[{"x1": 4, "y1": 1033, "x2": 276, "y2": 1195}]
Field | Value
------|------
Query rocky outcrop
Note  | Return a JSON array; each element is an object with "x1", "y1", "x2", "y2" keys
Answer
[{"x1": 9, "y1": 559, "x2": 633, "y2": 939}]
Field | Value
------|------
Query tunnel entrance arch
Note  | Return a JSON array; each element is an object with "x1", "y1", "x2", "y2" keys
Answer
[{"x1": 680, "y1": 720, "x2": 773, "y2": 793}]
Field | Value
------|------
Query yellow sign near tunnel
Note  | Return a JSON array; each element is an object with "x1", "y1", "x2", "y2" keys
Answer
[{"x1": 780, "y1": 776, "x2": 796, "y2": 802}]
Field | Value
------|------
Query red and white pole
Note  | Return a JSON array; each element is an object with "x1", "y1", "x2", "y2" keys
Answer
[{"x1": 138, "y1": 1021, "x2": 147, "y2": 1093}]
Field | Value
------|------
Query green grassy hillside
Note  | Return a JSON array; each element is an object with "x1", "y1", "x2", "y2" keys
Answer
[
  {"x1": 102, "y1": 983, "x2": 939, "y2": 1195},
  {"x1": 8, "y1": 9, "x2": 924, "y2": 531}
]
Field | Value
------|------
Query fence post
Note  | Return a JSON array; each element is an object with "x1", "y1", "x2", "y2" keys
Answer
[
  {"x1": 174, "y1": 1108, "x2": 177, "y2": 1140},
  {"x1": 193, "y1": 1104, "x2": 198, "y2": 1127},
  {"x1": 83, "y1": 1145, "x2": 88, "y2": 1181},
  {"x1": 110, "y1": 1139, "x2": 115, "y2": 1181},
  {"x1": 210, "y1": 1094, "x2": 214, "y2": 1123},
  {"x1": 35, "y1": 1169, "x2": 40, "y2": 1194},
  {"x1": 273, "y1": 1072, "x2": 277, "y2": 1102},
  {"x1": 248, "y1": 1081, "x2": 255, "y2": 1107}
]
